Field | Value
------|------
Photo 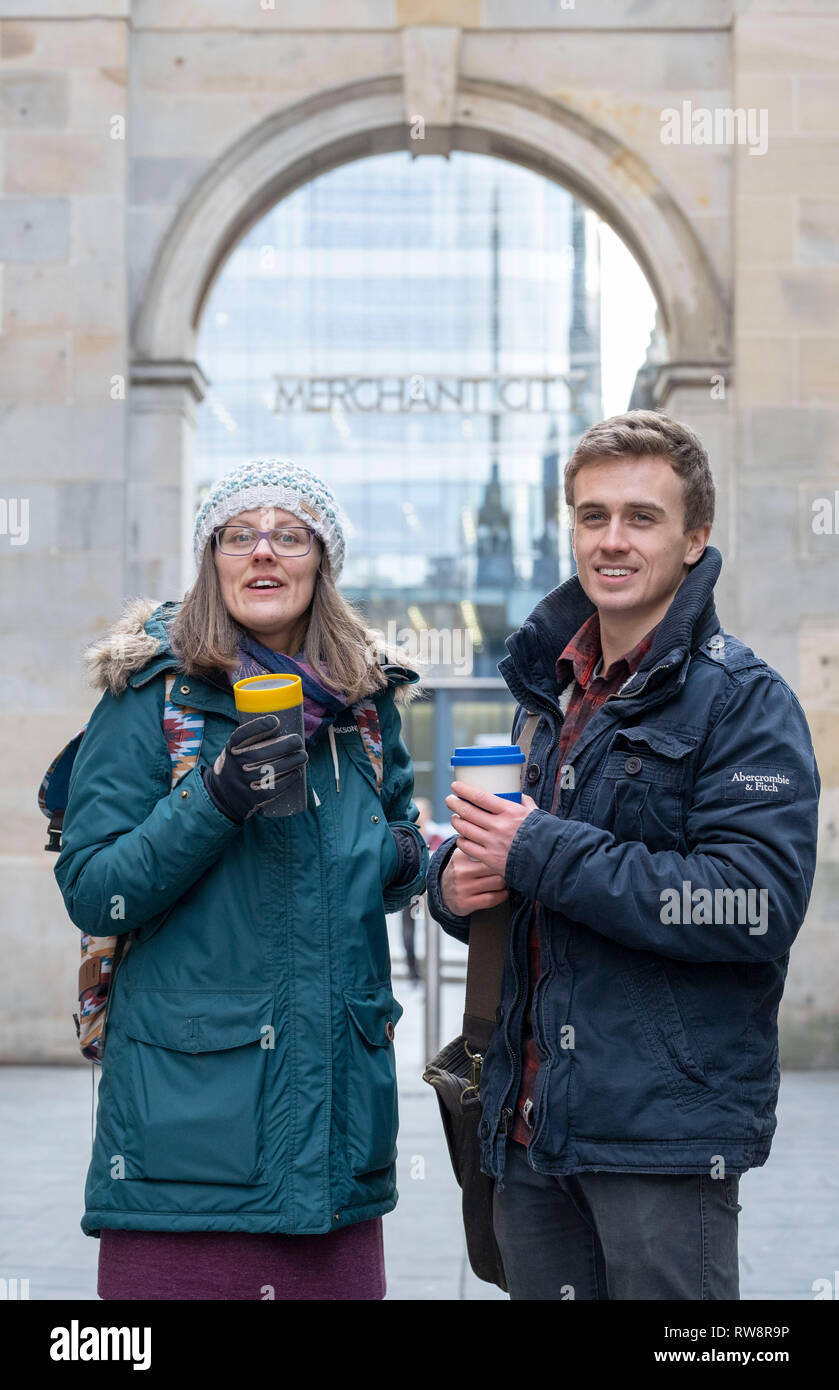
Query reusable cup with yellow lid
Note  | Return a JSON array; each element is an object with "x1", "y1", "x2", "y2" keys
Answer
[{"x1": 233, "y1": 673, "x2": 307, "y2": 817}]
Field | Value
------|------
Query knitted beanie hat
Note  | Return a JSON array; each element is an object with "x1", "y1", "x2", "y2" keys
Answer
[{"x1": 193, "y1": 459, "x2": 347, "y2": 578}]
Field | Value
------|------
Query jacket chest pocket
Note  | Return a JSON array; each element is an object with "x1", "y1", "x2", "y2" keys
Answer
[
  {"x1": 122, "y1": 989, "x2": 274, "y2": 1185},
  {"x1": 591, "y1": 725, "x2": 700, "y2": 851}
]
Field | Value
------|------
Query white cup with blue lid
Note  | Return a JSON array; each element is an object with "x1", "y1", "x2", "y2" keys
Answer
[{"x1": 450, "y1": 745, "x2": 526, "y2": 803}]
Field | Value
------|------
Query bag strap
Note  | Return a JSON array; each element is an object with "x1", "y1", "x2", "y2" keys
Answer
[
  {"x1": 74, "y1": 675, "x2": 206, "y2": 1063},
  {"x1": 351, "y1": 696, "x2": 384, "y2": 796},
  {"x1": 163, "y1": 673, "x2": 205, "y2": 779},
  {"x1": 42, "y1": 673, "x2": 204, "y2": 856},
  {"x1": 462, "y1": 711, "x2": 541, "y2": 1053}
]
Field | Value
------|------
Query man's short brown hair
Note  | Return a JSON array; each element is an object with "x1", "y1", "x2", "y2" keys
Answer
[{"x1": 564, "y1": 409, "x2": 715, "y2": 532}]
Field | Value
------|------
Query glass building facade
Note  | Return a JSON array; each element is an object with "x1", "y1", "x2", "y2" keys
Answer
[{"x1": 195, "y1": 150, "x2": 649, "y2": 816}]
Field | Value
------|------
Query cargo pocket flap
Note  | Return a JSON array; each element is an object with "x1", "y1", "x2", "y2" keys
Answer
[
  {"x1": 344, "y1": 985, "x2": 403, "y2": 1047},
  {"x1": 614, "y1": 725, "x2": 701, "y2": 760},
  {"x1": 123, "y1": 989, "x2": 274, "y2": 1052}
]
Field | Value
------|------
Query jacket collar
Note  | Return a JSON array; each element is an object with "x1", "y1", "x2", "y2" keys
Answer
[
  {"x1": 84, "y1": 597, "x2": 422, "y2": 706},
  {"x1": 498, "y1": 545, "x2": 723, "y2": 715}
]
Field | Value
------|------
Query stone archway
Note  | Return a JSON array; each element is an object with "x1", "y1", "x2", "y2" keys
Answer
[{"x1": 127, "y1": 74, "x2": 730, "y2": 596}]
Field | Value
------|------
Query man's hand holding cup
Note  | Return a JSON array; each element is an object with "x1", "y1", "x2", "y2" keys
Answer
[
  {"x1": 438, "y1": 742, "x2": 538, "y2": 917},
  {"x1": 439, "y1": 841, "x2": 510, "y2": 917}
]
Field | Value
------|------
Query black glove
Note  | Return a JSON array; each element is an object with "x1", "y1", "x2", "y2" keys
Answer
[
  {"x1": 203, "y1": 715, "x2": 308, "y2": 824},
  {"x1": 388, "y1": 825, "x2": 424, "y2": 886}
]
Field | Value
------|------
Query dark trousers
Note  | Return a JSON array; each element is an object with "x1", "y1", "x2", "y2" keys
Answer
[{"x1": 493, "y1": 1140, "x2": 741, "y2": 1300}]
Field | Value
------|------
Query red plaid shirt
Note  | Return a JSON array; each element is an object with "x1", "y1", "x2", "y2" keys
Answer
[{"x1": 511, "y1": 611, "x2": 661, "y2": 1146}]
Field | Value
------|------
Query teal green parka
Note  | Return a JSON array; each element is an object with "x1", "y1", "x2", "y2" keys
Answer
[{"x1": 54, "y1": 599, "x2": 429, "y2": 1237}]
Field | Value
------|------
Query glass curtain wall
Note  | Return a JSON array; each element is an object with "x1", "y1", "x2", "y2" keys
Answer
[{"x1": 195, "y1": 150, "x2": 654, "y2": 817}]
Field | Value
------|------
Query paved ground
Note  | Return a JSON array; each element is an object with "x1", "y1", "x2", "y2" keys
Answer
[
  {"x1": 384, "y1": 919, "x2": 839, "y2": 1301},
  {"x1": 1, "y1": 919, "x2": 837, "y2": 1301}
]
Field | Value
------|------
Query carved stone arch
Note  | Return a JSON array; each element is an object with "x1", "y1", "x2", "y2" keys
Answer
[
  {"x1": 452, "y1": 79, "x2": 729, "y2": 370},
  {"x1": 128, "y1": 75, "x2": 730, "y2": 594}
]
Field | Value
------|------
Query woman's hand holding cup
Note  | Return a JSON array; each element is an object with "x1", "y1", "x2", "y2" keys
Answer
[{"x1": 203, "y1": 715, "x2": 308, "y2": 823}]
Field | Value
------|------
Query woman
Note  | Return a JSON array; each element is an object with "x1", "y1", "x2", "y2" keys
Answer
[{"x1": 54, "y1": 459, "x2": 429, "y2": 1300}]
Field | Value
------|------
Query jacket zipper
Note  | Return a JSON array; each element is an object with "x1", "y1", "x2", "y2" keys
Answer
[
  {"x1": 496, "y1": 657, "x2": 657, "y2": 1168},
  {"x1": 319, "y1": 792, "x2": 335, "y2": 1225},
  {"x1": 613, "y1": 660, "x2": 672, "y2": 701},
  {"x1": 529, "y1": 708, "x2": 565, "y2": 1132},
  {"x1": 496, "y1": 853, "x2": 526, "y2": 1162},
  {"x1": 518, "y1": 658, "x2": 675, "y2": 1154},
  {"x1": 100, "y1": 933, "x2": 130, "y2": 1060},
  {"x1": 528, "y1": 917, "x2": 569, "y2": 1157},
  {"x1": 526, "y1": 911, "x2": 554, "y2": 1154}
]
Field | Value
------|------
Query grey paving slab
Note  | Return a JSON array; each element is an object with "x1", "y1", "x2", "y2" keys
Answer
[
  {"x1": 388, "y1": 917, "x2": 839, "y2": 1302},
  {"x1": 1, "y1": 937, "x2": 837, "y2": 1301}
]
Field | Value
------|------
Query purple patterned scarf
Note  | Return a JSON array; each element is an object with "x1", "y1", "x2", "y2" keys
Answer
[{"x1": 228, "y1": 634, "x2": 385, "y2": 793}]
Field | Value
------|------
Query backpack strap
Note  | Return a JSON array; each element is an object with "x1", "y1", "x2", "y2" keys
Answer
[
  {"x1": 41, "y1": 674, "x2": 205, "y2": 855},
  {"x1": 44, "y1": 810, "x2": 64, "y2": 854},
  {"x1": 162, "y1": 673, "x2": 205, "y2": 781},
  {"x1": 73, "y1": 674, "x2": 205, "y2": 1065},
  {"x1": 39, "y1": 727, "x2": 86, "y2": 851},
  {"x1": 351, "y1": 696, "x2": 384, "y2": 796}
]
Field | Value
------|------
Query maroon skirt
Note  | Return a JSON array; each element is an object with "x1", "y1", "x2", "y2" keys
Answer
[{"x1": 98, "y1": 1218, "x2": 385, "y2": 1301}]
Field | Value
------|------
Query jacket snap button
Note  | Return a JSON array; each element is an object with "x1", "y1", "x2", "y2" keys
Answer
[
  {"x1": 181, "y1": 789, "x2": 189, "y2": 799},
  {"x1": 371, "y1": 814, "x2": 379, "y2": 823},
  {"x1": 385, "y1": 1020, "x2": 395, "y2": 1041},
  {"x1": 478, "y1": 1119, "x2": 490, "y2": 1139},
  {"x1": 180, "y1": 685, "x2": 190, "y2": 694},
  {"x1": 526, "y1": 764, "x2": 540, "y2": 784},
  {"x1": 624, "y1": 755, "x2": 642, "y2": 775}
]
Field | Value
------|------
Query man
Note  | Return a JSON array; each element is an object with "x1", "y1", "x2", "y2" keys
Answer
[{"x1": 425, "y1": 410, "x2": 820, "y2": 1300}]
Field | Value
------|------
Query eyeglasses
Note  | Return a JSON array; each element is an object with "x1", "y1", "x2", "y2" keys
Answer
[{"x1": 213, "y1": 524, "x2": 316, "y2": 558}]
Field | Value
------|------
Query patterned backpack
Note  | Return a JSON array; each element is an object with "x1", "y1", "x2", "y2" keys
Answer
[{"x1": 39, "y1": 674, "x2": 384, "y2": 1064}]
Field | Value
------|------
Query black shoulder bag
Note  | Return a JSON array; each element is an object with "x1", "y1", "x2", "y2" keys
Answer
[{"x1": 422, "y1": 713, "x2": 541, "y2": 1291}]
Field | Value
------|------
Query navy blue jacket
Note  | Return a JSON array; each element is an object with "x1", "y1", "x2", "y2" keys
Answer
[{"x1": 426, "y1": 547, "x2": 820, "y2": 1189}]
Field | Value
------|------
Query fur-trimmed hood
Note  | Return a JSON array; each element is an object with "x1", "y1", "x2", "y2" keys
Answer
[{"x1": 84, "y1": 597, "x2": 425, "y2": 707}]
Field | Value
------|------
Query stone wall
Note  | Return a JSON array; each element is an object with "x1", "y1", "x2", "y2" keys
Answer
[
  {"x1": 0, "y1": 4, "x2": 130, "y2": 1060},
  {"x1": 732, "y1": 7, "x2": 839, "y2": 1062}
]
